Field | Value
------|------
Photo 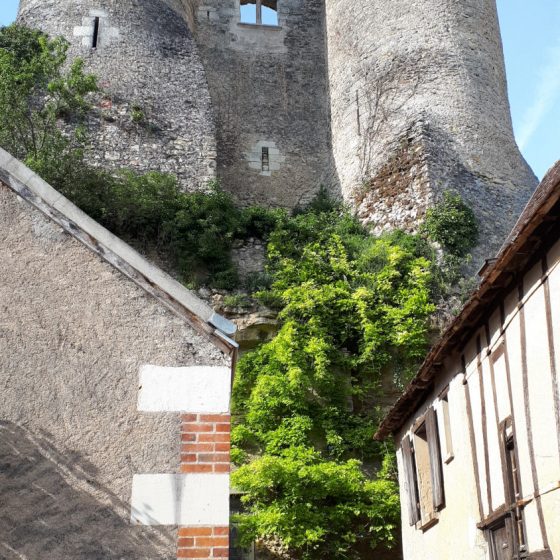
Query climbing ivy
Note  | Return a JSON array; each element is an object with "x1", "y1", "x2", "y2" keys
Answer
[{"x1": 231, "y1": 200, "x2": 437, "y2": 559}]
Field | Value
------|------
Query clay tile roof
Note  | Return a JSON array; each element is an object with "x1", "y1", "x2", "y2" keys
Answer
[
  {"x1": 0, "y1": 147, "x2": 238, "y2": 356},
  {"x1": 375, "y1": 160, "x2": 560, "y2": 440}
]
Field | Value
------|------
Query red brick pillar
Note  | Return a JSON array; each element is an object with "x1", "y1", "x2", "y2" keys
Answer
[
  {"x1": 177, "y1": 527, "x2": 230, "y2": 559},
  {"x1": 178, "y1": 413, "x2": 231, "y2": 559}
]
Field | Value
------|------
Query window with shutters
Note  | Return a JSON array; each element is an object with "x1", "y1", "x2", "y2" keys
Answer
[
  {"x1": 401, "y1": 407, "x2": 445, "y2": 530},
  {"x1": 440, "y1": 393, "x2": 454, "y2": 463}
]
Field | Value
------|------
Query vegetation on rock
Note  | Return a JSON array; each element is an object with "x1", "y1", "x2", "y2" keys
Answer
[
  {"x1": 231, "y1": 197, "x2": 436, "y2": 558},
  {"x1": 422, "y1": 191, "x2": 479, "y2": 257}
]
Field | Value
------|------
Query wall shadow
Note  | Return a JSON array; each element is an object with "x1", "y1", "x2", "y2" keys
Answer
[{"x1": 0, "y1": 421, "x2": 175, "y2": 559}]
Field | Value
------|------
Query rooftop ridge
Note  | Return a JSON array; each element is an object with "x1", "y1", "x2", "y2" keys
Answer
[{"x1": 0, "y1": 147, "x2": 238, "y2": 355}]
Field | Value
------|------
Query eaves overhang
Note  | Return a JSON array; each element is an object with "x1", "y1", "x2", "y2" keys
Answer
[{"x1": 375, "y1": 161, "x2": 560, "y2": 440}]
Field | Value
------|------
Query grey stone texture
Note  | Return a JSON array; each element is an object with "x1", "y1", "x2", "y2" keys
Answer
[
  {"x1": 177, "y1": 0, "x2": 334, "y2": 207},
  {"x1": 231, "y1": 238, "x2": 267, "y2": 282},
  {"x1": 18, "y1": 0, "x2": 218, "y2": 190},
  {"x1": 325, "y1": 0, "x2": 538, "y2": 260},
  {"x1": 0, "y1": 181, "x2": 229, "y2": 559},
  {"x1": 16, "y1": 0, "x2": 538, "y2": 262}
]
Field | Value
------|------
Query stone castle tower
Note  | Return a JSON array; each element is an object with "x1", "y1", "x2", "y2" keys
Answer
[{"x1": 17, "y1": 0, "x2": 537, "y2": 260}]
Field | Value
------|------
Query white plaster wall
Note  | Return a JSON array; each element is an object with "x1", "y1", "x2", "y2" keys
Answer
[
  {"x1": 480, "y1": 351, "x2": 505, "y2": 512},
  {"x1": 541, "y1": 489, "x2": 560, "y2": 558},
  {"x1": 523, "y1": 262, "x2": 560, "y2": 489},
  {"x1": 399, "y1": 365, "x2": 486, "y2": 560},
  {"x1": 546, "y1": 239, "x2": 560, "y2": 440},
  {"x1": 398, "y1": 239, "x2": 560, "y2": 559},
  {"x1": 503, "y1": 306, "x2": 535, "y2": 497},
  {"x1": 466, "y1": 360, "x2": 491, "y2": 517}
]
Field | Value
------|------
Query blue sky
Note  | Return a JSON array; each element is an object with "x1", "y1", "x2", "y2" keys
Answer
[
  {"x1": 1, "y1": 1, "x2": 558, "y2": 179},
  {"x1": 497, "y1": 0, "x2": 560, "y2": 179}
]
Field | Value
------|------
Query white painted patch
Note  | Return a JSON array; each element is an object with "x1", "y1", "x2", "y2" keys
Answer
[
  {"x1": 130, "y1": 474, "x2": 229, "y2": 526},
  {"x1": 138, "y1": 365, "x2": 231, "y2": 413},
  {"x1": 73, "y1": 13, "x2": 119, "y2": 47},
  {"x1": 245, "y1": 140, "x2": 286, "y2": 176}
]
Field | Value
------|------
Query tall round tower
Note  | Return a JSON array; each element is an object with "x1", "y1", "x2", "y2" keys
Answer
[
  {"x1": 326, "y1": 0, "x2": 537, "y2": 261},
  {"x1": 17, "y1": 0, "x2": 217, "y2": 190}
]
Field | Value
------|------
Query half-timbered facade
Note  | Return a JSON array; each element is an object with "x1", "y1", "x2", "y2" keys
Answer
[{"x1": 376, "y1": 162, "x2": 560, "y2": 560}]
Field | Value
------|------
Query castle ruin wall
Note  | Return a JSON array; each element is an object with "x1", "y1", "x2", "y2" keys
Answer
[
  {"x1": 179, "y1": 0, "x2": 336, "y2": 208},
  {"x1": 326, "y1": 0, "x2": 538, "y2": 261},
  {"x1": 18, "y1": 0, "x2": 218, "y2": 191}
]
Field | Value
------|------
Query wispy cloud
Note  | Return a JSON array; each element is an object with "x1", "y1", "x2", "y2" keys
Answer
[{"x1": 517, "y1": 37, "x2": 560, "y2": 150}]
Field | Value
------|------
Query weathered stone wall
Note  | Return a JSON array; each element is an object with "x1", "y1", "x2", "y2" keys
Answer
[
  {"x1": 178, "y1": 0, "x2": 336, "y2": 207},
  {"x1": 17, "y1": 0, "x2": 217, "y2": 190},
  {"x1": 326, "y1": 0, "x2": 538, "y2": 262},
  {"x1": 0, "y1": 182, "x2": 230, "y2": 558}
]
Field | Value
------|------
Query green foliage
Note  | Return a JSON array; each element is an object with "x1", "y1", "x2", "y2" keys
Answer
[
  {"x1": 422, "y1": 191, "x2": 479, "y2": 257},
  {"x1": 223, "y1": 294, "x2": 252, "y2": 309},
  {"x1": 0, "y1": 24, "x2": 97, "y2": 172},
  {"x1": 232, "y1": 197, "x2": 436, "y2": 558},
  {"x1": 54, "y1": 169, "x2": 256, "y2": 287},
  {"x1": 130, "y1": 103, "x2": 146, "y2": 124},
  {"x1": 233, "y1": 447, "x2": 400, "y2": 558}
]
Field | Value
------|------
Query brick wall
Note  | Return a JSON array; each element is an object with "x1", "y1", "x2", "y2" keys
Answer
[
  {"x1": 178, "y1": 527, "x2": 229, "y2": 559},
  {"x1": 181, "y1": 414, "x2": 231, "y2": 474},
  {"x1": 179, "y1": 413, "x2": 231, "y2": 559}
]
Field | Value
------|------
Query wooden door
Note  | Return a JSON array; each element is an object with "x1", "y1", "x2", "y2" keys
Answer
[{"x1": 488, "y1": 518, "x2": 514, "y2": 560}]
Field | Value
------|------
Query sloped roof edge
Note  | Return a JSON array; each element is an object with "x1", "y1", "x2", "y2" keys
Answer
[
  {"x1": 376, "y1": 160, "x2": 560, "y2": 440},
  {"x1": 0, "y1": 148, "x2": 238, "y2": 355}
]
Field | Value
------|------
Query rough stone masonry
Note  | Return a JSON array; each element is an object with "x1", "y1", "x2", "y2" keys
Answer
[{"x1": 17, "y1": 0, "x2": 537, "y2": 264}]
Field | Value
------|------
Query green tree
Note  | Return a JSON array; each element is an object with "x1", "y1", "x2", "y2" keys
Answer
[{"x1": 0, "y1": 24, "x2": 97, "y2": 185}]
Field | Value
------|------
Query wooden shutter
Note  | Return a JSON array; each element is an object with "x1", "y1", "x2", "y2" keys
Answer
[
  {"x1": 426, "y1": 407, "x2": 445, "y2": 510},
  {"x1": 401, "y1": 436, "x2": 420, "y2": 525}
]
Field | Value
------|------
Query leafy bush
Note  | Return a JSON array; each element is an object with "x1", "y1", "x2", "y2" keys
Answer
[
  {"x1": 232, "y1": 197, "x2": 436, "y2": 558},
  {"x1": 233, "y1": 448, "x2": 400, "y2": 558},
  {"x1": 422, "y1": 191, "x2": 479, "y2": 257},
  {"x1": 56, "y1": 170, "x2": 255, "y2": 287}
]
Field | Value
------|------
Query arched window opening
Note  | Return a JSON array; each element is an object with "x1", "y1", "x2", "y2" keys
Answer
[{"x1": 240, "y1": 0, "x2": 278, "y2": 26}]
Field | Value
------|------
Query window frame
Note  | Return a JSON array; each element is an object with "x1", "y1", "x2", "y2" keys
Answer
[
  {"x1": 440, "y1": 391, "x2": 454, "y2": 463},
  {"x1": 401, "y1": 406, "x2": 446, "y2": 531},
  {"x1": 239, "y1": 0, "x2": 279, "y2": 27}
]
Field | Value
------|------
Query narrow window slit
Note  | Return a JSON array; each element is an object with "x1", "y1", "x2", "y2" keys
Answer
[
  {"x1": 261, "y1": 147, "x2": 270, "y2": 172},
  {"x1": 92, "y1": 17, "x2": 100, "y2": 49}
]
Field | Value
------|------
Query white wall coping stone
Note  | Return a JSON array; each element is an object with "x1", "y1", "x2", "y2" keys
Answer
[
  {"x1": 0, "y1": 148, "x2": 238, "y2": 349},
  {"x1": 138, "y1": 365, "x2": 231, "y2": 413},
  {"x1": 131, "y1": 473, "x2": 230, "y2": 526}
]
